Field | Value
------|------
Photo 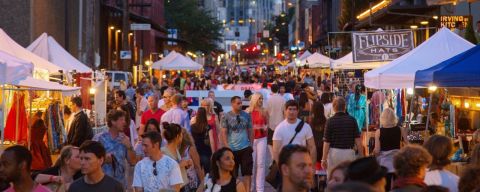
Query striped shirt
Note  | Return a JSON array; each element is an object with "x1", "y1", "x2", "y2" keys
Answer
[{"x1": 324, "y1": 112, "x2": 360, "y2": 149}]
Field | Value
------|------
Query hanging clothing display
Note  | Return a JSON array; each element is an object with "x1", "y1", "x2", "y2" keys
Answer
[
  {"x1": 370, "y1": 91, "x2": 385, "y2": 126},
  {"x1": 30, "y1": 118, "x2": 53, "y2": 171},
  {"x1": 44, "y1": 102, "x2": 66, "y2": 153},
  {"x1": 4, "y1": 92, "x2": 28, "y2": 144},
  {"x1": 347, "y1": 93, "x2": 367, "y2": 132}
]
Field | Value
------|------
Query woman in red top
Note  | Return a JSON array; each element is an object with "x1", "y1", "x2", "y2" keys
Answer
[{"x1": 246, "y1": 92, "x2": 268, "y2": 192}]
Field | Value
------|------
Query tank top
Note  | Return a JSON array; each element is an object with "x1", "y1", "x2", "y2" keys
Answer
[
  {"x1": 380, "y1": 126, "x2": 401, "y2": 151},
  {"x1": 251, "y1": 110, "x2": 267, "y2": 139},
  {"x1": 220, "y1": 177, "x2": 237, "y2": 192},
  {"x1": 208, "y1": 114, "x2": 219, "y2": 151}
]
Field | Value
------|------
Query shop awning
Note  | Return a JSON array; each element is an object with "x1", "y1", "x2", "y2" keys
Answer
[
  {"x1": 27, "y1": 33, "x2": 93, "y2": 73},
  {"x1": 12, "y1": 76, "x2": 81, "y2": 96},
  {"x1": 415, "y1": 44, "x2": 480, "y2": 87},
  {"x1": 0, "y1": 51, "x2": 33, "y2": 84},
  {"x1": 364, "y1": 27, "x2": 474, "y2": 89}
]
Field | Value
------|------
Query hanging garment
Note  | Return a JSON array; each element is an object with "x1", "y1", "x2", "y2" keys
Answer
[
  {"x1": 30, "y1": 119, "x2": 53, "y2": 171},
  {"x1": 45, "y1": 102, "x2": 66, "y2": 153},
  {"x1": 347, "y1": 93, "x2": 367, "y2": 132},
  {"x1": 5, "y1": 92, "x2": 28, "y2": 144},
  {"x1": 371, "y1": 91, "x2": 385, "y2": 126}
]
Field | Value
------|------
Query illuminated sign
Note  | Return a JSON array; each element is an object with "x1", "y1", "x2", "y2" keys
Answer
[{"x1": 440, "y1": 15, "x2": 471, "y2": 29}]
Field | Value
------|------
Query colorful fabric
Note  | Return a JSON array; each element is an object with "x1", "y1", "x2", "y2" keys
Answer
[{"x1": 347, "y1": 93, "x2": 367, "y2": 132}]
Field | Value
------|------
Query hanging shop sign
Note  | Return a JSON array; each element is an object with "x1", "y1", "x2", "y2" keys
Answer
[
  {"x1": 352, "y1": 30, "x2": 414, "y2": 63},
  {"x1": 440, "y1": 15, "x2": 472, "y2": 29}
]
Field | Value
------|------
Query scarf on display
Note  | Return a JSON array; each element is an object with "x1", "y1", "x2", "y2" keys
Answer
[{"x1": 393, "y1": 177, "x2": 427, "y2": 189}]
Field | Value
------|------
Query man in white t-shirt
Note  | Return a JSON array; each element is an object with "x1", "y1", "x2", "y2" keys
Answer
[
  {"x1": 272, "y1": 100, "x2": 316, "y2": 164},
  {"x1": 133, "y1": 131, "x2": 183, "y2": 192}
]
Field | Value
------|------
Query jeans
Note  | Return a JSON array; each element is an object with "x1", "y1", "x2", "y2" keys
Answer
[{"x1": 253, "y1": 137, "x2": 267, "y2": 192}]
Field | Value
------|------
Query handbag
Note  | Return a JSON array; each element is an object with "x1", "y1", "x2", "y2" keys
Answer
[{"x1": 265, "y1": 120, "x2": 304, "y2": 188}]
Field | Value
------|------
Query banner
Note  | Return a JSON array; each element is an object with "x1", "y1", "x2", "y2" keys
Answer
[
  {"x1": 221, "y1": 84, "x2": 262, "y2": 91},
  {"x1": 352, "y1": 31, "x2": 414, "y2": 63}
]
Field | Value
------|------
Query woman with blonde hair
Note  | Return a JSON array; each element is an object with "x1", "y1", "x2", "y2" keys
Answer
[
  {"x1": 34, "y1": 145, "x2": 83, "y2": 191},
  {"x1": 246, "y1": 92, "x2": 269, "y2": 192},
  {"x1": 192, "y1": 98, "x2": 222, "y2": 150},
  {"x1": 374, "y1": 108, "x2": 409, "y2": 191}
]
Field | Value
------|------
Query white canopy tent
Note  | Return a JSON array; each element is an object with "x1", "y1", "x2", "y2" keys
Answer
[
  {"x1": 27, "y1": 33, "x2": 92, "y2": 73},
  {"x1": 364, "y1": 27, "x2": 475, "y2": 89},
  {"x1": 0, "y1": 51, "x2": 33, "y2": 84},
  {"x1": 287, "y1": 50, "x2": 312, "y2": 67},
  {"x1": 0, "y1": 29, "x2": 63, "y2": 79},
  {"x1": 152, "y1": 51, "x2": 203, "y2": 71},
  {"x1": 298, "y1": 52, "x2": 331, "y2": 68},
  {"x1": 12, "y1": 76, "x2": 80, "y2": 96},
  {"x1": 332, "y1": 52, "x2": 387, "y2": 69}
]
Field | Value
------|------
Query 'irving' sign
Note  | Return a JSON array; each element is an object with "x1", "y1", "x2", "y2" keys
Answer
[{"x1": 352, "y1": 30, "x2": 414, "y2": 63}]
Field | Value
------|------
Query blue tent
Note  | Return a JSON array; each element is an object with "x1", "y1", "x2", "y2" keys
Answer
[{"x1": 415, "y1": 44, "x2": 480, "y2": 87}]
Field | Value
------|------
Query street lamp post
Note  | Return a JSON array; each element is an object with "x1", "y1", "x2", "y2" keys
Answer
[
  {"x1": 108, "y1": 26, "x2": 114, "y2": 69},
  {"x1": 115, "y1": 29, "x2": 121, "y2": 70}
]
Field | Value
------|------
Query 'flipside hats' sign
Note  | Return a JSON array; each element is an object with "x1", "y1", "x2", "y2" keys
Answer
[{"x1": 352, "y1": 30, "x2": 414, "y2": 63}]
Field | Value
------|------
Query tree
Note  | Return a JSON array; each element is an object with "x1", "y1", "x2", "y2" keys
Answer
[{"x1": 165, "y1": 0, "x2": 223, "y2": 53}]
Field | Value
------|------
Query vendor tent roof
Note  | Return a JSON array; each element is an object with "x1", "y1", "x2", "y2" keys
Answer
[
  {"x1": 299, "y1": 52, "x2": 331, "y2": 68},
  {"x1": 0, "y1": 51, "x2": 33, "y2": 84},
  {"x1": 364, "y1": 27, "x2": 474, "y2": 89},
  {"x1": 152, "y1": 51, "x2": 203, "y2": 71},
  {"x1": 415, "y1": 44, "x2": 480, "y2": 87},
  {"x1": 0, "y1": 29, "x2": 63, "y2": 73},
  {"x1": 27, "y1": 33, "x2": 92, "y2": 73},
  {"x1": 13, "y1": 76, "x2": 80, "y2": 96},
  {"x1": 332, "y1": 52, "x2": 387, "y2": 69},
  {"x1": 288, "y1": 50, "x2": 312, "y2": 67}
]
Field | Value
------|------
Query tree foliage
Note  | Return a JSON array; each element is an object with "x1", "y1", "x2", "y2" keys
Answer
[{"x1": 165, "y1": 0, "x2": 223, "y2": 53}]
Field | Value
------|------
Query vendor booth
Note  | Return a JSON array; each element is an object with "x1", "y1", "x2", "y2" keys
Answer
[
  {"x1": 27, "y1": 33, "x2": 94, "y2": 110},
  {"x1": 364, "y1": 27, "x2": 474, "y2": 89},
  {"x1": 415, "y1": 44, "x2": 480, "y2": 162},
  {"x1": 0, "y1": 29, "x2": 63, "y2": 80},
  {"x1": 332, "y1": 52, "x2": 387, "y2": 70},
  {"x1": 27, "y1": 33, "x2": 93, "y2": 73}
]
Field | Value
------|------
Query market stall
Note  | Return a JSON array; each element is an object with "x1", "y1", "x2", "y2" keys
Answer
[
  {"x1": 27, "y1": 33, "x2": 94, "y2": 110},
  {"x1": 415, "y1": 44, "x2": 480, "y2": 159},
  {"x1": 27, "y1": 33, "x2": 93, "y2": 73},
  {"x1": 1, "y1": 76, "x2": 80, "y2": 154},
  {"x1": 0, "y1": 28, "x2": 63, "y2": 80},
  {"x1": 151, "y1": 51, "x2": 203, "y2": 86},
  {"x1": 364, "y1": 27, "x2": 474, "y2": 89}
]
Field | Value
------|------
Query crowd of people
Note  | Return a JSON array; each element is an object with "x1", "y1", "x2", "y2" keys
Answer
[{"x1": 1, "y1": 71, "x2": 480, "y2": 192}]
